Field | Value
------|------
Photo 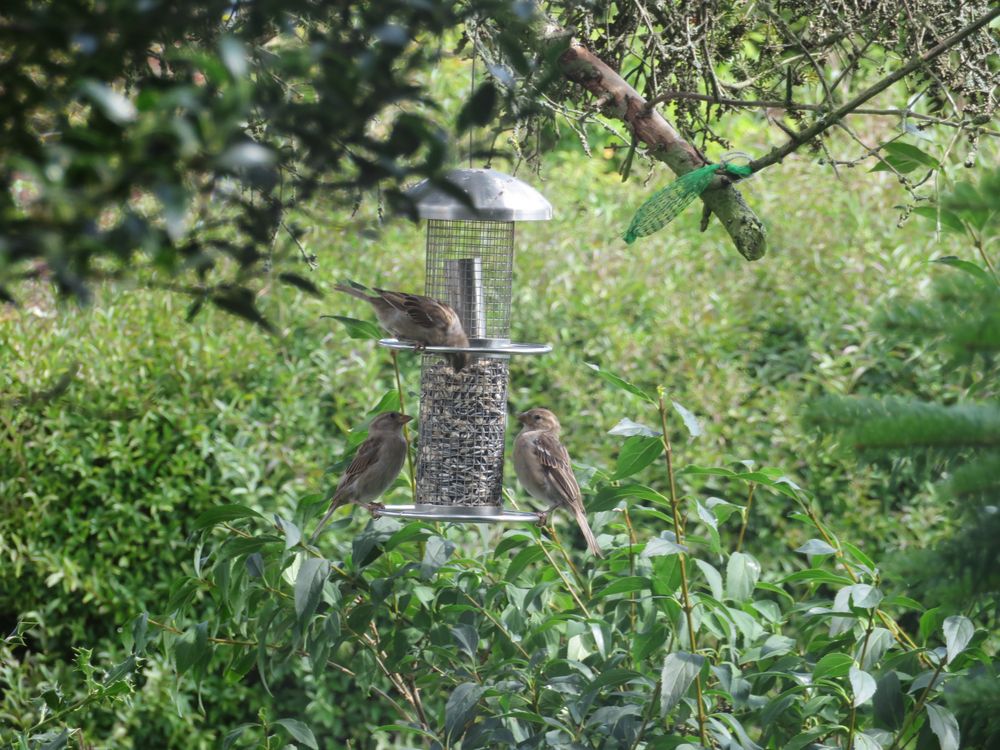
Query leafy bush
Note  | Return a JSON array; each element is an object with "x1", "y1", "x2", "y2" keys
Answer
[{"x1": 107, "y1": 367, "x2": 988, "y2": 750}]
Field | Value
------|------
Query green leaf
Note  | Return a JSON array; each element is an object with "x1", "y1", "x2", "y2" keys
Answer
[
  {"x1": 642, "y1": 536, "x2": 686, "y2": 558},
  {"x1": 925, "y1": 703, "x2": 960, "y2": 750},
  {"x1": 725, "y1": 552, "x2": 760, "y2": 602},
  {"x1": 222, "y1": 724, "x2": 256, "y2": 750},
  {"x1": 942, "y1": 615, "x2": 974, "y2": 664},
  {"x1": 849, "y1": 583, "x2": 884, "y2": 609},
  {"x1": 592, "y1": 484, "x2": 670, "y2": 512},
  {"x1": 860, "y1": 627, "x2": 895, "y2": 670},
  {"x1": 585, "y1": 362, "x2": 656, "y2": 403},
  {"x1": 693, "y1": 559, "x2": 724, "y2": 600},
  {"x1": 274, "y1": 718, "x2": 319, "y2": 750},
  {"x1": 795, "y1": 539, "x2": 837, "y2": 556},
  {"x1": 671, "y1": 400, "x2": 703, "y2": 438},
  {"x1": 850, "y1": 667, "x2": 877, "y2": 707},
  {"x1": 294, "y1": 557, "x2": 329, "y2": 624},
  {"x1": 421, "y1": 536, "x2": 455, "y2": 579},
  {"x1": 613, "y1": 435, "x2": 663, "y2": 480},
  {"x1": 761, "y1": 634, "x2": 795, "y2": 658},
  {"x1": 193, "y1": 504, "x2": 263, "y2": 530},
  {"x1": 38, "y1": 730, "x2": 70, "y2": 750},
  {"x1": 871, "y1": 141, "x2": 939, "y2": 173},
  {"x1": 322, "y1": 314, "x2": 384, "y2": 340},
  {"x1": 130, "y1": 612, "x2": 149, "y2": 655},
  {"x1": 931, "y1": 256, "x2": 996, "y2": 287},
  {"x1": 660, "y1": 652, "x2": 705, "y2": 716},
  {"x1": 457, "y1": 81, "x2": 497, "y2": 132},
  {"x1": 912, "y1": 206, "x2": 966, "y2": 234},
  {"x1": 278, "y1": 272, "x2": 323, "y2": 298},
  {"x1": 505, "y1": 546, "x2": 545, "y2": 581},
  {"x1": 608, "y1": 417, "x2": 660, "y2": 437},
  {"x1": 919, "y1": 607, "x2": 946, "y2": 643},
  {"x1": 594, "y1": 576, "x2": 650, "y2": 598},
  {"x1": 368, "y1": 389, "x2": 402, "y2": 416},
  {"x1": 445, "y1": 682, "x2": 486, "y2": 742},
  {"x1": 275, "y1": 516, "x2": 302, "y2": 550},
  {"x1": 874, "y1": 671, "x2": 905, "y2": 730},
  {"x1": 812, "y1": 652, "x2": 853, "y2": 680},
  {"x1": 174, "y1": 622, "x2": 209, "y2": 676}
]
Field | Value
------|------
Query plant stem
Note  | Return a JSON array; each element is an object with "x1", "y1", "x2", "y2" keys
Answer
[
  {"x1": 390, "y1": 350, "x2": 417, "y2": 498},
  {"x1": 624, "y1": 506, "x2": 638, "y2": 632},
  {"x1": 537, "y1": 532, "x2": 593, "y2": 617},
  {"x1": 888, "y1": 660, "x2": 947, "y2": 750},
  {"x1": 973, "y1": 233, "x2": 999, "y2": 285},
  {"x1": 657, "y1": 390, "x2": 709, "y2": 748},
  {"x1": 847, "y1": 610, "x2": 878, "y2": 750},
  {"x1": 736, "y1": 482, "x2": 756, "y2": 552}
]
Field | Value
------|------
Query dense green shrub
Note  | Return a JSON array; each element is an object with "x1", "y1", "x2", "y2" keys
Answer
[{"x1": 3, "y1": 151, "x2": 995, "y2": 746}]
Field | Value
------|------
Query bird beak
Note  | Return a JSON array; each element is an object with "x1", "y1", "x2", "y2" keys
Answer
[
  {"x1": 400, "y1": 414, "x2": 414, "y2": 424},
  {"x1": 516, "y1": 411, "x2": 528, "y2": 424}
]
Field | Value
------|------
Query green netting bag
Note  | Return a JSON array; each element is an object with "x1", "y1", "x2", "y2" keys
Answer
[{"x1": 623, "y1": 161, "x2": 753, "y2": 244}]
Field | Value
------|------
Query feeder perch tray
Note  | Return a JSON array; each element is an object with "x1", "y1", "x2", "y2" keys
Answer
[
  {"x1": 374, "y1": 504, "x2": 540, "y2": 524},
  {"x1": 378, "y1": 338, "x2": 552, "y2": 358}
]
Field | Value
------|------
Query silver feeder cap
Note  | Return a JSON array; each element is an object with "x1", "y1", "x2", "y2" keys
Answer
[{"x1": 406, "y1": 168, "x2": 553, "y2": 222}]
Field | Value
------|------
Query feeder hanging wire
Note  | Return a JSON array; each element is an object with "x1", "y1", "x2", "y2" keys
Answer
[{"x1": 623, "y1": 160, "x2": 753, "y2": 243}]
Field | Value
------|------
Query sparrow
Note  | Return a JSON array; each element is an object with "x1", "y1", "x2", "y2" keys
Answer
[
  {"x1": 309, "y1": 411, "x2": 412, "y2": 542},
  {"x1": 334, "y1": 281, "x2": 470, "y2": 372},
  {"x1": 513, "y1": 407, "x2": 604, "y2": 557}
]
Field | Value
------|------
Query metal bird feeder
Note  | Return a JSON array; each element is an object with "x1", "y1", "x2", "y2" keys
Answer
[{"x1": 377, "y1": 168, "x2": 552, "y2": 523}]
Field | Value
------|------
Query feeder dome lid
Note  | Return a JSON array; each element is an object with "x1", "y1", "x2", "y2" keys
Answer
[{"x1": 406, "y1": 168, "x2": 552, "y2": 222}]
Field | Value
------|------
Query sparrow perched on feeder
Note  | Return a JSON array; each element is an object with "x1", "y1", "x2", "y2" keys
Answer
[
  {"x1": 334, "y1": 281, "x2": 470, "y2": 372},
  {"x1": 513, "y1": 407, "x2": 604, "y2": 558},
  {"x1": 309, "y1": 411, "x2": 412, "y2": 542}
]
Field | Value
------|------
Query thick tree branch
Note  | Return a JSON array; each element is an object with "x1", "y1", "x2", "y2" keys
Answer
[
  {"x1": 749, "y1": 6, "x2": 1000, "y2": 172},
  {"x1": 558, "y1": 41, "x2": 767, "y2": 261}
]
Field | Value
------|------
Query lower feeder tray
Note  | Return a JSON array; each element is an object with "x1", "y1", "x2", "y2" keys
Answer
[
  {"x1": 378, "y1": 338, "x2": 552, "y2": 358},
  {"x1": 375, "y1": 504, "x2": 540, "y2": 523}
]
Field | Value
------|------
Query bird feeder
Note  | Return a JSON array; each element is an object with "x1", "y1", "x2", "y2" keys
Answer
[{"x1": 377, "y1": 168, "x2": 552, "y2": 523}]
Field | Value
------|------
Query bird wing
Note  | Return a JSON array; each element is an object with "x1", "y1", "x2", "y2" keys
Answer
[
  {"x1": 332, "y1": 435, "x2": 382, "y2": 502},
  {"x1": 533, "y1": 431, "x2": 582, "y2": 505},
  {"x1": 375, "y1": 289, "x2": 454, "y2": 331}
]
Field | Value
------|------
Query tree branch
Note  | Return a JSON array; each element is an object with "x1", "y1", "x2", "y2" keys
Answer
[
  {"x1": 645, "y1": 90, "x2": 1000, "y2": 137},
  {"x1": 749, "y1": 6, "x2": 1000, "y2": 172},
  {"x1": 557, "y1": 40, "x2": 767, "y2": 261}
]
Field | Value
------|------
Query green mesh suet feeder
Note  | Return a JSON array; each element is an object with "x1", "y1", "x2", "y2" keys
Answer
[
  {"x1": 624, "y1": 158, "x2": 753, "y2": 243},
  {"x1": 376, "y1": 168, "x2": 553, "y2": 523}
]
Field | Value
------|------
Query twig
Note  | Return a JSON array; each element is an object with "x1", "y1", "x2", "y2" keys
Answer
[
  {"x1": 749, "y1": 7, "x2": 1000, "y2": 172},
  {"x1": 657, "y1": 390, "x2": 708, "y2": 748},
  {"x1": 645, "y1": 92, "x2": 1000, "y2": 138},
  {"x1": 735, "y1": 482, "x2": 755, "y2": 553}
]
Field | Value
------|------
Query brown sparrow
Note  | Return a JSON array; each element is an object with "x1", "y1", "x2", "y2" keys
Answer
[
  {"x1": 334, "y1": 281, "x2": 470, "y2": 372},
  {"x1": 513, "y1": 408, "x2": 604, "y2": 557},
  {"x1": 310, "y1": 411, "x2": 412, "y2": 542}
]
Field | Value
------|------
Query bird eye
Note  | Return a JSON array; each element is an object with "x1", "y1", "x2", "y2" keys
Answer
[{"x1": 533, "y1": 414, "x2": 540, "y2": 421}]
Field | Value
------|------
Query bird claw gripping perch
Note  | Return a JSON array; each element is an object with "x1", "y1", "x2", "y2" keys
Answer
[
  {"x1": 366, "y1": 501, "x2": 386, "y2": 518},
  {"x1": 535, "y1": 511, "x2": 549, "y2": 528},
  {"x1": 623, "y1": 153, "x2": 753, "y2": 244}
]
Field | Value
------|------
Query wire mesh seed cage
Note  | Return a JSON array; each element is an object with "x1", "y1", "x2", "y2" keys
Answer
[{"x1": 377, "y1": 168, "x2": 552, "y2": 523}]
